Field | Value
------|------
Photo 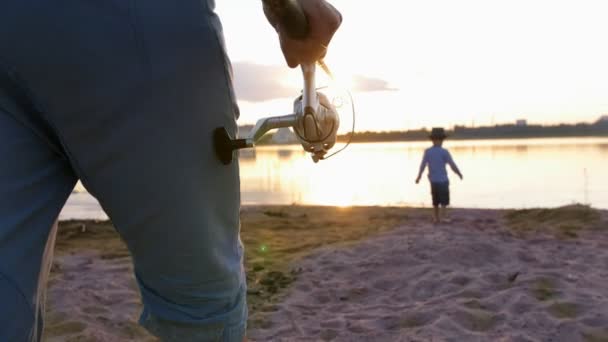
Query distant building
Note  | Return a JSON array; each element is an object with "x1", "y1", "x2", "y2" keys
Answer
[
  {"x1": 272, "y1": 127, "x2": 298, "y2": 144},
  {"x1": 597, "y1": 115, "x2": 608, "y2": 123},
  {"x1": 516, "y1": 119, "x2": 527, "y2": 127},
  {"x1": 237, "y1": 124, "x2": 254, "y2": 139}
]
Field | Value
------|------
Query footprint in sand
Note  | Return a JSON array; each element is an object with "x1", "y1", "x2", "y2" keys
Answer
[
  {"x1": 408, "y1": 265, "x2": 434, "y2": 280},
  {"x1": 100, "y1": 251, "x2": 131, "y2": 260},
  {"x1": 410, "y1": 279, "x2": 441, "y2": 301},
  {"x1": 456, "y1": 288, "x2": 487, "y2": 300},
  {"x1": 463, "y1": 298, "x2": 504, "y2": 317},
  {"x1": 105, "y1": 265, "x2": 131, "y2": 274},
  {"x1": 319, "y1": 329, "x2": 338, "y2": 341},
  {"x1": 258, "y1": 304, "x2": 280, "y2": 313},
  {"x1": 483, "y1": 272, "x2": 508, "y2": 285},
  {"x1": 357, "y1": 269, "x2": 377, "y2": 279},
  {"x1": 439, "y1": 243, "x2": 502, "y2": 267},
  {"x1": 112, "y1": 321, "x2": 152, "y2": 339},
  {"x1": 582, "y1": 328, "x2": 608, "y2": 342},
  {"x1": 372, "y1": 278, "x2": 397, "y2": 291},
  {"x1": 449, "y1": 275, "x2": 472, "y2": 287},
  {"x1": 326, "y1": 303, "x2": 348, "y2": 314},
  {"x1": 339, "y1": 287, "x2": 369, "y2": 302},
  {"x1": 44, "y1": 311, "x2": 69, "y2": 326},
  {"x1": 482, "y1": 272, "x2": 518, "y2": 291},
  {"x1": 346, "y1": 323, "x2": 369, "y2": 334},
  {"x1": 508, "y1": 295, "x2": 535, "y2": 316},
  {"x1": 319, "y1": 319, "x2": 344, "y2": 330},
  {"x1": 510, "y1": 334, "x2": 537, "y2": 342},
  {"x1": 82, "y1": 306, "x2": 109, "y2": 315},
  {"x1": 312, "y1": 291, "x2": 332, "y2": 304},
  {"x1": 582, "y1": 313, "x2": 608, "y2": 328},
  {"x1": 381, "y1": 311, "x2": 438, "y2": 330},
  {"x1": 546, "y1": 301, "x2": 581, "y2": 319},
  {"x1": 295, "y1": 283, "x2": 312, "y2": 292},
  {"x1": 517, "y1": 250, "x2": 538, "y2": 264},
  {"x1": 326, "y1": 264, "x2": 346, "y2": 273},
  {"x1": 450, "y1": 308, "x2": 504, "y2": 333}
]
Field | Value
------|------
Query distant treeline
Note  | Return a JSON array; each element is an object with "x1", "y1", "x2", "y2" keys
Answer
[{"x1": 337, "y1": 120, "x2": 608, "y2": 143}]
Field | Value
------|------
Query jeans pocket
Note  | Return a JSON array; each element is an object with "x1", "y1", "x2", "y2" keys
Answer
[{"x1": 210, "y1": 26, "x2": 240, "y2": 122}]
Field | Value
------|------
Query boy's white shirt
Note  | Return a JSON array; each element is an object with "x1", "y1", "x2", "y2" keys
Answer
[{"x1": 419, "y1": 146, "x2": 460, "y2": 183}]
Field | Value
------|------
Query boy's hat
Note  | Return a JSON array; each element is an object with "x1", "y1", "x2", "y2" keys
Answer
[{"x1": 429, "y1": 127, "x2": 448, "y2": 139}]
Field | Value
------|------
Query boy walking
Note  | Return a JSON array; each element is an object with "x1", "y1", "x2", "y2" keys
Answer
[{"x1": 415, "y1": 128, "x2": 463, "y2": 223}]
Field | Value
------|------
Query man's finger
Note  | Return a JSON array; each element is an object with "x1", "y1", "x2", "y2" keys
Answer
[
  {"x1": 279, "y1": 35, "x2": 300, "y2": 68},
  {"x1": 281, "y1": 49, "x2": 299, "y2": 68}
]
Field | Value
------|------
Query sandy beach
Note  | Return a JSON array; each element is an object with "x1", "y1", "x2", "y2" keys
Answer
[{"x1": 44, "y1": 205, "x2": 608, "y2": 341}]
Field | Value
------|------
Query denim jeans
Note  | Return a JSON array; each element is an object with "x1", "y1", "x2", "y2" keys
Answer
[{"x1": 0, "y1": 0, "x2": 246, "y2": 340}]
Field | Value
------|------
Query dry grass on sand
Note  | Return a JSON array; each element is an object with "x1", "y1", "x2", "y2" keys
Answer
[
  {"x1": 44, "y1": 205, "x2": 608, "y2": 341},
  {"x1": 44, "y1": 206, "x2": 412, "y2": 341}
]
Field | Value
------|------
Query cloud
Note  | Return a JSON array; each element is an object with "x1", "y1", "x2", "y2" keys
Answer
[
  {"x1": 231, "y1": 62, "x2": 398, "y2": 102},
  {"x1": 352, "y1": 75, "x2": 399, "y2": 92},
  {"x1": 232, "y1": 62, "x2": 297, "y2": 102}
]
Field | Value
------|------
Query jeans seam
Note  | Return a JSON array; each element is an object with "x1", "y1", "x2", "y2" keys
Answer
[
  {"x1": 0, "y1": 61, "x2": 66, "y2": 159},
  {"x1": 0, "y1": 63, "x2": 96, "y2": 197},
  {"x1": 0, "y1": 271, "x2": 35, "y2": 322},
  {"x1": 204, "y1": 17, "x2": 239, "y2": 122},
  {"x1": 127, "y1": 0, "x2": 152, "y2": 76}
]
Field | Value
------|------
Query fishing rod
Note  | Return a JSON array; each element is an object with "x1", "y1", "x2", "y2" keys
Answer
[{"x1": 214, "y1": 0, "x2": 347, "y2": 164}]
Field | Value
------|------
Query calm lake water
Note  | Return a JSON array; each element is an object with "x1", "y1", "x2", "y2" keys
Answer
[{"x1": 61, "y1": 137, "x2": 608, "y2": 220}]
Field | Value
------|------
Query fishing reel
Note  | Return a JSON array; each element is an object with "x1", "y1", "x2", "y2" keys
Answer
[
  {"x1": 214, "y1": 62, "x2": 340, "y2": 164},
  {"x1": 214, "y1": 0, "x2": 348, "y2": 165}
]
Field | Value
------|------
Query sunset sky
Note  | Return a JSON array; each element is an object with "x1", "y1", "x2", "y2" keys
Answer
[{"x1": 216, "y1": 0, "x2": 608, "y2": 132}]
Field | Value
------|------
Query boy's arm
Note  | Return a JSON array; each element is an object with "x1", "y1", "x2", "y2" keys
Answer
[
  {"x1": 415, "y1": 152, "x2": 428, "y2": 184},
  {"x1": 446, "y1": 151, "x2": 463, "y2": 180}
]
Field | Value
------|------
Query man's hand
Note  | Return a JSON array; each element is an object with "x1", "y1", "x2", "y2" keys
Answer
[
  {"x1": 264, "y1": 0, "x2": 342, "y2": 68},
  {"x1": 415, "y1": 176, "x2": 421, "y2": 184},
  {"x1": 458, "y1": 173, "x2": 463, "y2": 180}
]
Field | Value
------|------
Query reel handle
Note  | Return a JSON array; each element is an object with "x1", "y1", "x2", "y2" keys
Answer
[
  {"x1": 214, "y1": 114, "x2": 298, "y2": 165},
  {"x1": 213, "y1": 128, "x2": 248, "y2": 166}
]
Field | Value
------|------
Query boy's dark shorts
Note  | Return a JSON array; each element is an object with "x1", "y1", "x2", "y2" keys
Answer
[{"x1": 431, "y1": 181, "x2": 450, "y2": 207}]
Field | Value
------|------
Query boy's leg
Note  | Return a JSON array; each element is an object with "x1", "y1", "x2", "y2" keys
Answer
[
  {"x1": 430, "y1": 182, "x2": 440, "y2": 223},
  {"x1": 0, "y1": 105, "x2": 77, "y2": 341},
  {"x1": 441, "y1": 182, "x2": 451, "y2": 222},
  {"x1": 440, "y1": 205, "x2": 450, "y2": 223},
  {"x1": 1, "y1": 1, "x2": 246, "y2": 340},
  {"x1": 431, "y1": 182, "x2": 451, "y2": 223}
]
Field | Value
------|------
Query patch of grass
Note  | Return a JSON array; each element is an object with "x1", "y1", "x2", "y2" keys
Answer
[
  {"x1": 397, "y1": 311, "x2": 435, "y2": 329},
  {"x1": 505, "y1": 204, "x2": 601, "y2": 238},
  {"x1": 457, "y1": 309, "x2": 497, "y2": 332},
  {"x1": 548, "y1": 302, "x2": 579, "y2": 319},
  {"x1": 583, "y1": 328, "x2": 608, "y2": 342},
  {"x1": 399, "y1": 316, "x2": 425, "y2": 328},
  {"x1": 457, "y1": 290, "x2": 484, "y2": 299},
  {"x1": 532, "y1": 278, "x2": 557, "y2": 301},
  {"x1": 558, "y1": 224, "x2": 580, "y2": 238},
  {"x1": 44, "y1": 321, "x2": 87, "y2": 336},
  {"x1": 463, "y1": 299, "x2": 487, "y2": 310},
  {"x1": 52, "y1": 207, "x2": 411, "y2": 336},
  {"x1": 262, "y1": 210, "x2": 289, "y2": 218},
  {"x1": 241, "y1": 205, "x2": 410, "y2": 327}
]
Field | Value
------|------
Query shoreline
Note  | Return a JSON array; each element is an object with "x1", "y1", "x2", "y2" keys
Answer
[
  {"x1": 45, "y1": 205, "x2": 607, "y2": 341},
  {"x1": 59, "y1": 198, "x2": 608, "y2": 223}
]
